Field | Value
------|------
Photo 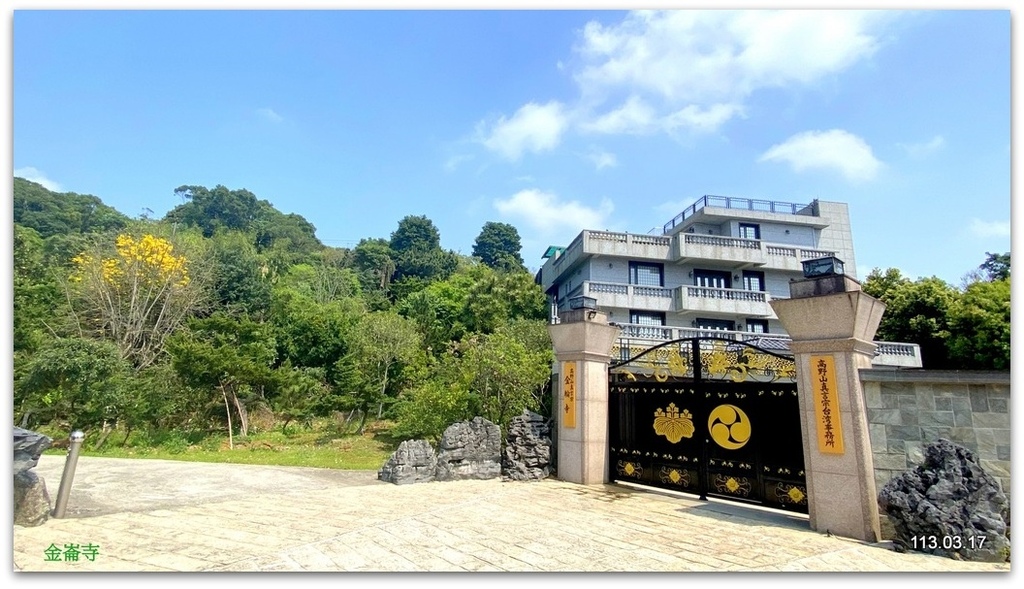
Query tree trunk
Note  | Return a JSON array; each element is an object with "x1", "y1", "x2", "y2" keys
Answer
[
  {"x1": 222, "y1": 385, "x2": 234, "y2": 450},
  {"x1": 356, "y1": 404, "x2": 369, "y2": 435},
  {"x1": 231, "y1": 390, "x2": 249, "y2": 437},
  {"x1": 93, "y1": 420, "x2": 113, "y2": 450}
]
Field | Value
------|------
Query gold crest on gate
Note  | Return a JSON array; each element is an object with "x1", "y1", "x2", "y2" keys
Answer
[{"x1": 653, "y1": 403, "x2": 695, "y2": 443}]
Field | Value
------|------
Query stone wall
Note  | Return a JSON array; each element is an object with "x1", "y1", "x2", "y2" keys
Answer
[{"x1": 861, "y1": 369, "x2": 1011, "y2": 496}]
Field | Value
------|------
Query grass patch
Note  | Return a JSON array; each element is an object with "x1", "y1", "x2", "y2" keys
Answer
[{"x1": 41, "y1": 419, "x2": 399, "y2": 471}]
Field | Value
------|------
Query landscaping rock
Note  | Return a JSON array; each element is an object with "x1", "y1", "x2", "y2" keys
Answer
[
  {"x1": 434, "y1": 417, "x2": 502, "y2": 481},
  {"x1": 14, "y1": 427, "x2": 52, "y2": 475},
  {"x1": 378, "y1": 439, "x2": 437, "y2": 485},
  {"x1": 502, "y1": 410, "x2": 552, "y2": 481},
  {"x1": 878, "y1": 438, "x2": 1009, "y2": 562},
  {"x1": 14, "y1": 470, "x2": 52, "y2": 527}
]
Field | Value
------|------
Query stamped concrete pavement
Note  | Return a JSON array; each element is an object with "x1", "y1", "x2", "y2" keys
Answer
[{"x1": 12, "y1": 455, "x2": 1012, "y2": 573}]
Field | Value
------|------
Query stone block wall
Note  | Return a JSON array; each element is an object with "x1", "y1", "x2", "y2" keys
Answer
[{"x1": 861, "y1": 369, "x2": 1010, "y2": 495}]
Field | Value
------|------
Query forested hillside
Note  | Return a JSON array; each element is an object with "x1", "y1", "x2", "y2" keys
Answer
[{"x1": 13, "y1": 178, "x2": 551, "y2": 450}]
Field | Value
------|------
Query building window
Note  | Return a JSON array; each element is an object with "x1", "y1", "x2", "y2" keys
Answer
[
  {"x1": 629, "y1": 262, "x2": 664, "y2": 287},
  {"x1": 693, "y1": 269, "x2": 731, "y2": 289},
  {"x1": 739, "y1": 223, "x2": 760, "y2": 240},
  {"x1": 742, "y1": 270, "x2": 765, "y2": 292},
  {"x1": 746, "y1": 319, "x2": 769, "y2": 334},
  {"x1": 630, "y1": 310, "x2": 666, "y2": 326}
]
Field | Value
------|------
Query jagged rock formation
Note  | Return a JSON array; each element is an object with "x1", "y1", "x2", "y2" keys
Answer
[{"x1": 878, "y1": 438, "x2": 1009, "y2": 562}]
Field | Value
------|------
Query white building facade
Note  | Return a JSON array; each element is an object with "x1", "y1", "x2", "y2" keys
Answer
[{"x1": 537, "y1": 194, "x2": 921, "y2": 368}]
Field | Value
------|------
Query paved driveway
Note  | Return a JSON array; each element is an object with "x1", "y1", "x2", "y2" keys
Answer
[{"x1": 13, "y1": 455, "x2": 1011, "y2": 573}]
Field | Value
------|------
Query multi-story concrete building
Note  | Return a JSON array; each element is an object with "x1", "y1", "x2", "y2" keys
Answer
[{"x1": 537, "y1": 194, "x2": 921, "y2": 368}]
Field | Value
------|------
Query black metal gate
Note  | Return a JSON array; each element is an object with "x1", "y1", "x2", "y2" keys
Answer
[{"x1": 608, "y1": 337, "x2": 808, "y2": 514}]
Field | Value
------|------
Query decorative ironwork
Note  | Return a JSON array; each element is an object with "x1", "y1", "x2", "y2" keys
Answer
[
  {"x1": 616, "y1": 461, "x2": 644, "y2": 479},
  {"x1": 775, "y1": 483, "x2": 808, "y2": 505},
  {"x1": 658, "y1": 466, "x2": 690, "y2": 488},
  {"x1": 609, "y1": 336, "x2": 806, "y2": 514},
  {"x1": 610, "y1": 337, "x2": 796, "y2": 383},
  {"x1": 714, "y1": 475, "x2": 752, "y2": 497},
  {"x1": 653, "y1": 403, "x2": 695, "y2": 443}
]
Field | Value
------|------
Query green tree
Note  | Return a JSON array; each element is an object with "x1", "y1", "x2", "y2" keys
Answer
[
  {"x1": 166, "y1": 314, "x2": 278, "y2": 448},
  {"x1": 980, "y1": 252, "x2": 1010, "y2": 282},
  {"x1": 208, "y1": 230, "x2": 272, "y2": 318},
  {"x1": 473, "y1": 221, "x2": 525, "y2": 271},
  {"x1": 13, "y1": 225, "x2": 65, "y2": 354},
  {"x1": 15, "y1": 337, "x2": 131, "y2": 431},
  {"x1": 14, "y1": 177, "x2": 129, "y2": 238},
  {"x1": 347, "y1": 312, "x2": 423, "y2": 434},
  {"x1": 946, "y1": 278, "x2": 1011, "y2": 370},
  {"x1": 351, "y1": 238, "x2": 396, "y2": 309},
  {"x1": 389, "y1": 215, "x2": 458, "y2": 285},
  {"x1": 166, "y1": 185, "x2": 267, "y2": 238},
  {"x1": 455, "y1": 319, "x2": 553, "y2": 433},
  {"x1": 864, "y1": 269, "x2": 957, "y2": 368}
]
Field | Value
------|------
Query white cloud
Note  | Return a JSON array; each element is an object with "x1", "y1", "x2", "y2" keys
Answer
[
  {"x1": 571, "y1": 11, "x2": 889, "y2": 134},
  {"x1": 476, "y1": 101, "x2": 569, "y2": 161},
  {"x1": 897, "y1": 135, "x2": 946, "y2": 158},
  {"x1": 758, "y1": 129, "x2": 882, "y2": 182},
  {"x1": 967, "y1": 218, "x2": 1011, "y2": 239},
  {"x1": 14, "y1": 167, "x2": 63, "y2": 192},
  {"x1": 494, "y1": 188, "x2": 614, "y2": 235},
  {"x1": 444, "y1": 154, "x2": 473, "y2": 173},
  {"x1": 586, "y1": 149, "x2": 618, "y2": 170},
  {"x1": 256, "y1": 107, "x2": 283, "y2": 123}
]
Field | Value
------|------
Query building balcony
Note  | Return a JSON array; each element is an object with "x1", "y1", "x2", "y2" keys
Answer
[
  {"x1": 609, "y1": 323, "x2": 924, "y2": 368},
  {"x1": 762, "y1": 244, "x2": 840, "y2": 272},
  {"x1": 541, "y1": 230, "x2": 671, "y2": 291},
  {"x1": 672, "y1": 233, "x2": 767, "y2": 267},
  {"x1": 673, "y1": 285, "x2": 775, "y2": 318},
  {"x1": 663, "y1": 194, "x2": 829, "y2": 235},
  {"x1": 582, "y1": 281, "x2": 674, "y2": 313}
]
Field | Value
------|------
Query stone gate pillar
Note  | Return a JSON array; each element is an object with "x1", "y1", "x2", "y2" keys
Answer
[
  {"x1": 547, "y1": 309, "x2": 621, "y2": 485},
  {"x1": 771, "y1": 274, "x2": 886, "y2": 543}
]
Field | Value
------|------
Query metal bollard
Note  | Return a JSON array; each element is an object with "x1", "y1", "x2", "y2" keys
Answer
[{"x1": 52, "y1": 430, "x2": 85, "y2": 519}]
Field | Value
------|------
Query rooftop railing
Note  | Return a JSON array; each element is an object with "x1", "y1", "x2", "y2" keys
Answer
[{"x1": 663, "y1": 195, "x2": 815, "y2": 234}]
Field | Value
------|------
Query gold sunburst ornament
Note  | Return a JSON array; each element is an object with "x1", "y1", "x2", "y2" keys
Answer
[
  {"x1": 788, "y1": 487, "x2": 806, "y2": 503},
  {"x1": 653, "y1": 403, "x2": 695, "y2": 443}
]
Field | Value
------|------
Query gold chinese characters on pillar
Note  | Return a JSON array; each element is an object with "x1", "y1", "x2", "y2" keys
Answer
[
  {"x1": 810, "y1": 355, "x2": 844, "y2": 454},
  {"x1": 562, "y1": 361, "x2": 577, "y2": 429}
]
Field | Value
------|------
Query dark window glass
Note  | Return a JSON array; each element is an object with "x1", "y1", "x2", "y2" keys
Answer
[
  {"x1": 694, "y1": 269, "x2": 731, "y2": 289},
  {"x1": 739, "y1": 223, "x2": 760, "y2": 240},
  {"x1": 746, "y1": 319, "x2": 769, "y2": 334},
  {"x1": 742, "y1": 271, "x2": 765, "y2": 292},
  {"x1": 629, "y1": 262, "x2": 664, "y2": 287},
  {"x1": 630, "y1": 310, "x2": 666, "y2": 326}
]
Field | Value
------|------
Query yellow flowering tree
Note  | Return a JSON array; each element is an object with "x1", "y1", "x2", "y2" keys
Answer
[{"x1": 69, "y1": 231, "x2": 207, "y2": 369}]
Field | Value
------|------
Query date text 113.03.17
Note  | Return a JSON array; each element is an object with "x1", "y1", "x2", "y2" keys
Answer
[{"x1": 910, "y1": 535, "x2": 986, "y2": 551}]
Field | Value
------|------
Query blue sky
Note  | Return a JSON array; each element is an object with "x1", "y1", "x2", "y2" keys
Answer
[{"x1": 10, "y1": 7, "x2": 1012, "y2": 285}]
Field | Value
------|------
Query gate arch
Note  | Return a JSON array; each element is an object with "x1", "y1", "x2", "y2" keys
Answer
[{"x1": 608, "y1": 337, "x2": 808, "y2": 514}]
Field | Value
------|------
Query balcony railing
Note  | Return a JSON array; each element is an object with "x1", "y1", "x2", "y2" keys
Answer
[
  {"x1": 582, "y1": 281, "x2": 674, "y2": 313},
  {"x1": 683, "y1": 285, "x2": 768, "y2": 303},
  {"x1": 663, "y1": 195, "x2": 815, "y2": 233},
  {"x1": 609, "y1": 323, "x2": 923, "y2": 368}
]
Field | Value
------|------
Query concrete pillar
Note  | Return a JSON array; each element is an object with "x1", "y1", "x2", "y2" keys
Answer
[
  {"x1": 547, "y1": 309, "x2": 620, "y2": 484},
  {"x1": 770, "y1": 275, "x2": 886, "y2": 543}
]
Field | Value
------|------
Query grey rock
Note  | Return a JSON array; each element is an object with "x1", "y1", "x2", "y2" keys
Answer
[
  {"x1": 435, "y1": 417, "x2": 502, "y2": 481},
  {"x1": 378, "y1": 439, "x2": 437, "y2": 485},
  {"x1": 14, "y1": 470, "x2": 51, "y2": 527},
  {"x1": 878, "y1": 438, "x2": 1009, "y2": 562},
  {"x1": 502, "y1": 410, "x2": 553, "y2": 481},
  {"x1": 14, "y1": 427, "x2": 52, "y2": 475}
]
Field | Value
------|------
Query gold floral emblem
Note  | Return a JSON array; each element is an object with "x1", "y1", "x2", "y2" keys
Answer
[
  {"x1": 653, "y1": 403, "x2": 695, "y2": 443},
  {"x1": 788, "y1": 487, "x2": 806, "y2": 504},
  {"x1": 725, "y1": 477, "x2": 740, "y2": 492}
]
